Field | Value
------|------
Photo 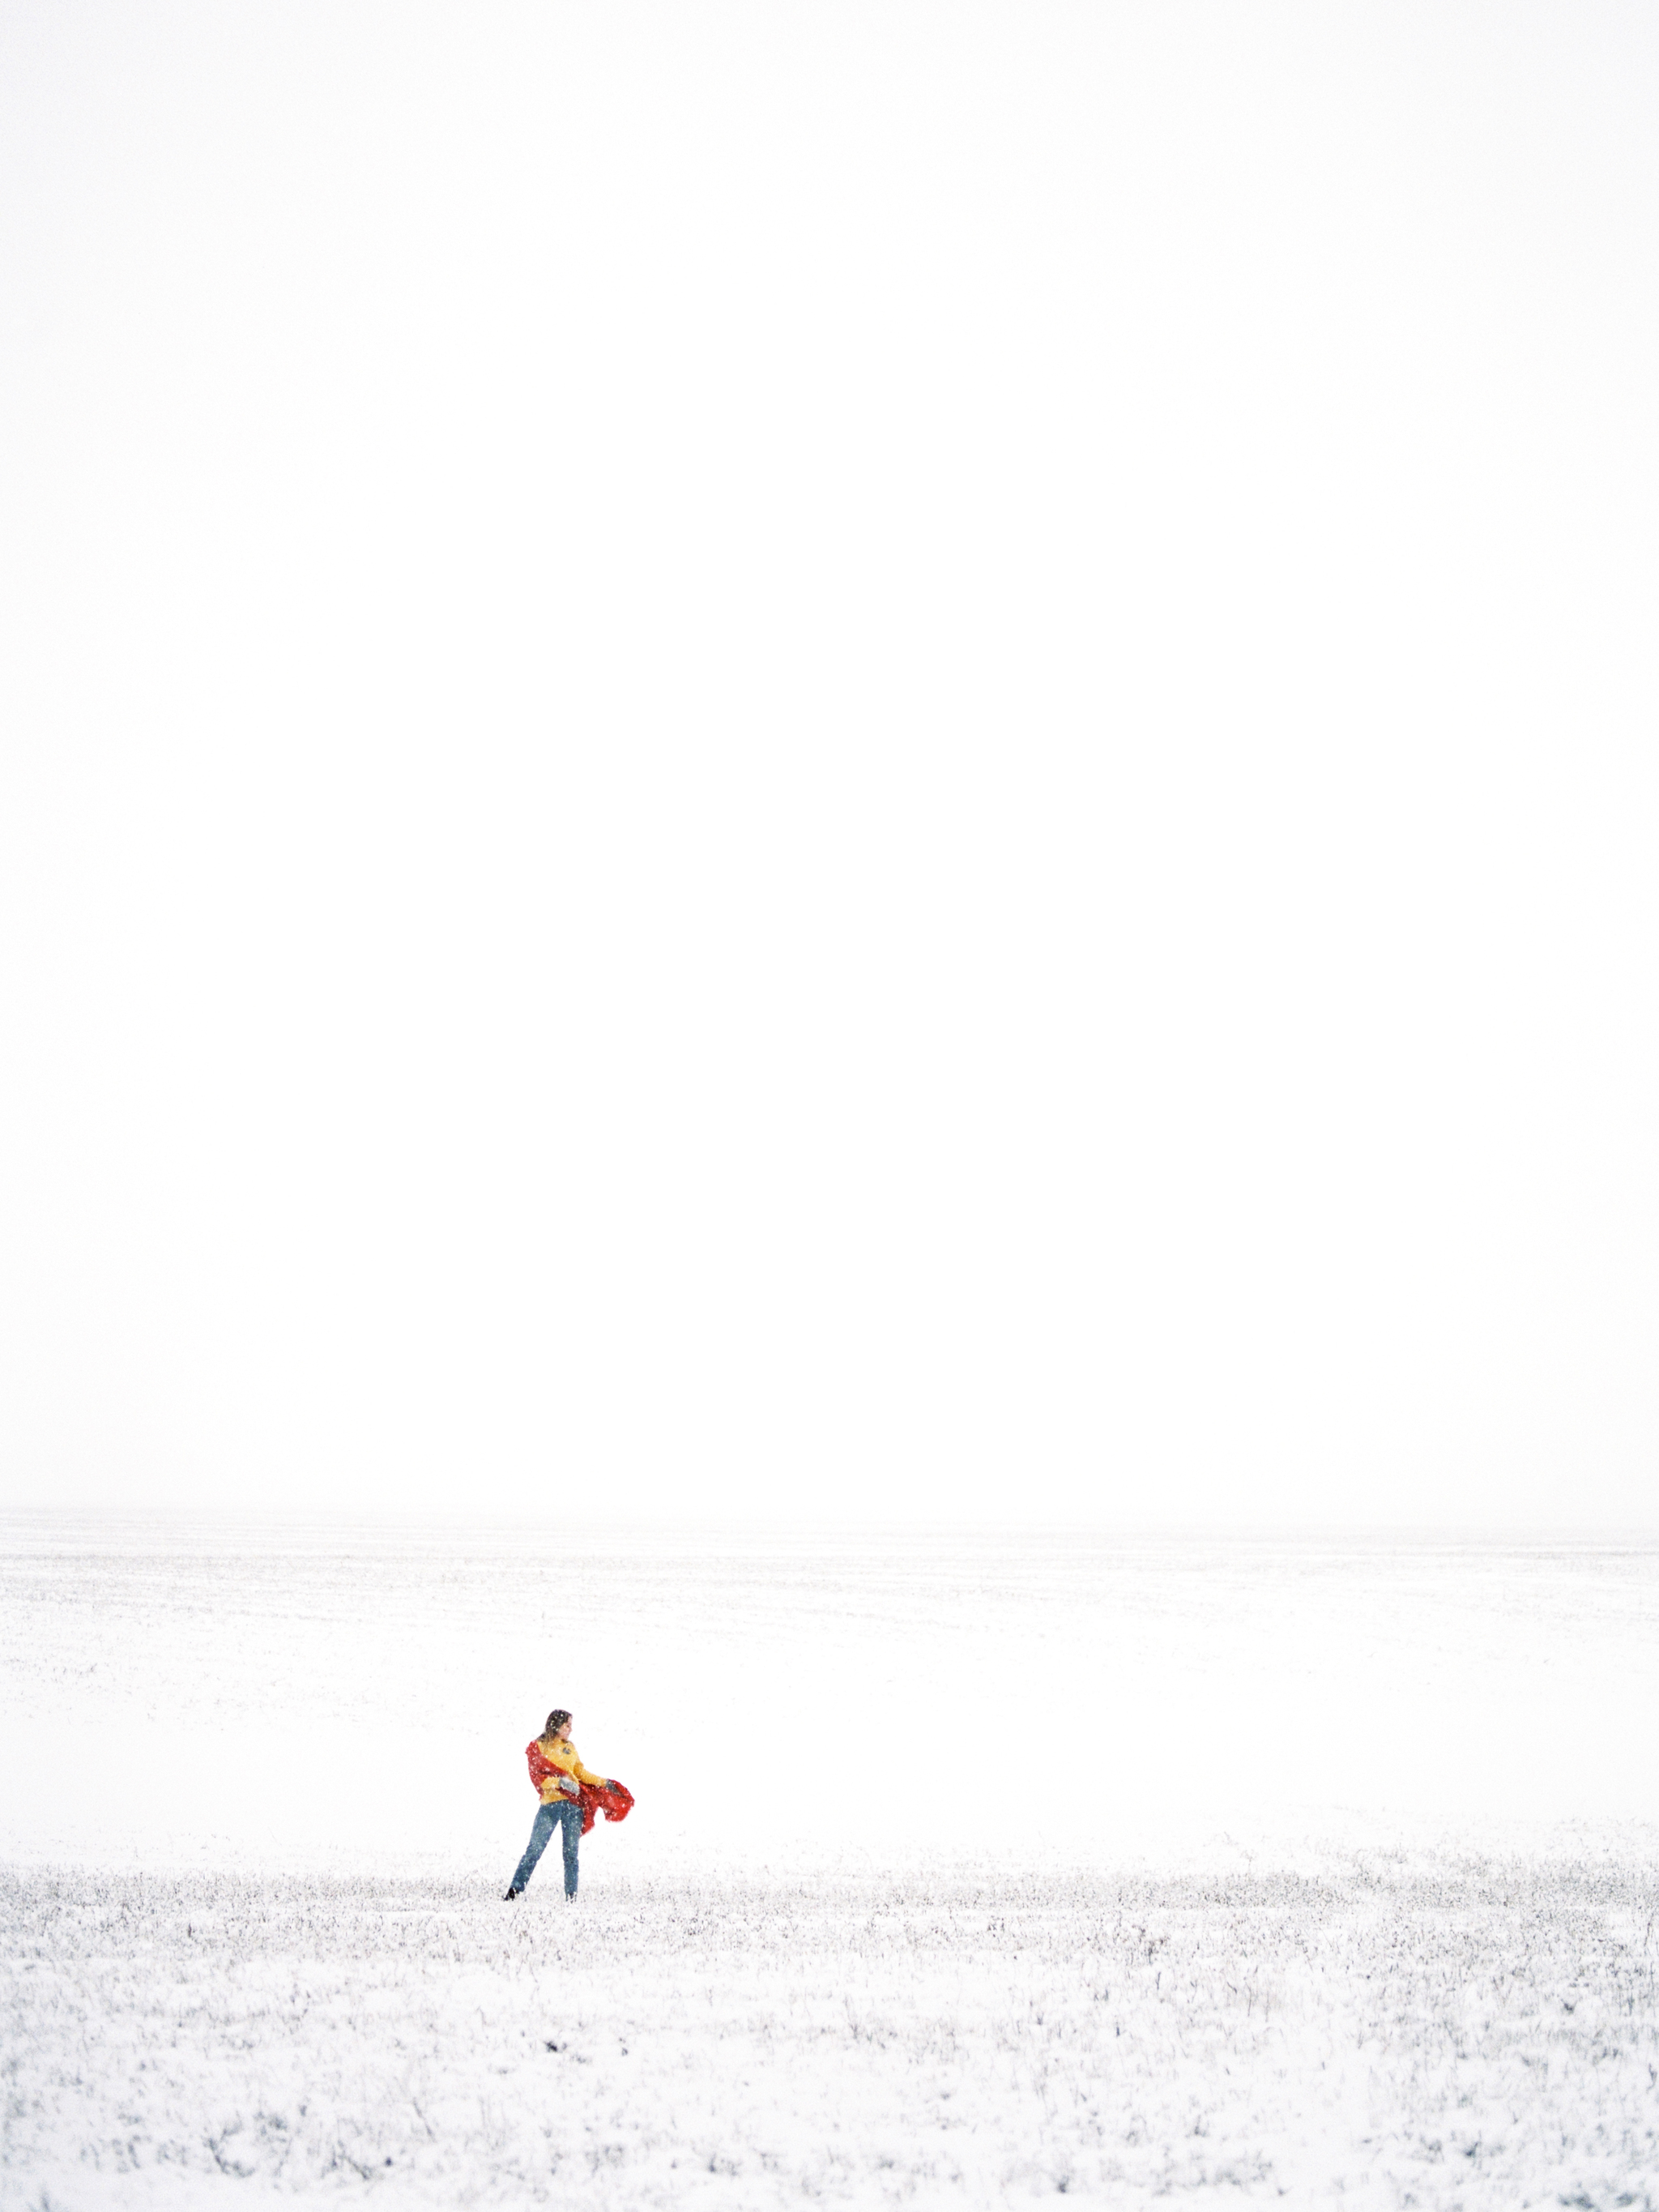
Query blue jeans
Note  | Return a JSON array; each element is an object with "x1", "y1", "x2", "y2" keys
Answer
[{"x1": 512, "y1": 1796, "x2": 581, "y2": 1897}]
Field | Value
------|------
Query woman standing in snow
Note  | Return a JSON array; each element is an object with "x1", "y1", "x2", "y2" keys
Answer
[{"x1": 504, "y1": 1709, "x2": 613, "y2": 1902}]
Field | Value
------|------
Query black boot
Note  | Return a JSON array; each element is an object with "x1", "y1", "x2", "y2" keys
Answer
[{"x1": 504, "y1": 1884, "x2": 522, "y2": 1900}]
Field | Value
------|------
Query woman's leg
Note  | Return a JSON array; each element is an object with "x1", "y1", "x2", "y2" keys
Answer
[
  {"x1": 557, "y1": 1799, "x2": 581, "y2": 1898},
  {"x1": 510, "y1": 1803, "x2": 557, "y2": 1892}
]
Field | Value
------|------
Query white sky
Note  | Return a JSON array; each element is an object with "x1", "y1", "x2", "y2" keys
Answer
[{"x1": 2, "y1": 2, "x2": 1656, "y2": 1527}]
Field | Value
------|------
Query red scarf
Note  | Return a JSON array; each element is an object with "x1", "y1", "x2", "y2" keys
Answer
[
  {"x1": 574, "y1": 1779, "x2": 634, "y2": 1836},
  {"x1": 524, "y1": 1740, "x2": 634, "y2": 1836}
]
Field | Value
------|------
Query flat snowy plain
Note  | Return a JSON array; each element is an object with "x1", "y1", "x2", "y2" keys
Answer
[{"x1": 2, "y1": 1518, "x2": 1657, "y2": 2208}]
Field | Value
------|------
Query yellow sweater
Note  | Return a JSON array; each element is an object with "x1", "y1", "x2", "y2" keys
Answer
[{"x1": 530, "y1": 1733, "x2": 608, "y2": 1805}]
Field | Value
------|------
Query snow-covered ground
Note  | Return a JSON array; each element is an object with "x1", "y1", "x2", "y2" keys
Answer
[{"x1": 3, "y1": 1517, "x2": 1657, "y2": 2206}]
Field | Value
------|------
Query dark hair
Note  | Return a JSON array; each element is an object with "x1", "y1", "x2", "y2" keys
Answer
[{"x1": 545, "y1": 1708, "x2": 572, "y2": 1736}]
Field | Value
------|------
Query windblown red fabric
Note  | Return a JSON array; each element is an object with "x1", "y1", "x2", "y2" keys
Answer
[
  {"x1": 574, "y1": 1779, "x2": 634, "y2": 1836},
  {"x1": 522, "y1": 1736, "x2": 633, "y2": 1835}
]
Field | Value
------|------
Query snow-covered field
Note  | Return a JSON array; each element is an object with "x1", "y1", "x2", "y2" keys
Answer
[{"x1": 3, "y1": 1517, "x2": 1658, "y2": 2206}]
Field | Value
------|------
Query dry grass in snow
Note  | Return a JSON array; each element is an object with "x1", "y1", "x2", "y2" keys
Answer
[{"x1": 4, "y1": 1853, "x2": 1658, "y2": 2210}]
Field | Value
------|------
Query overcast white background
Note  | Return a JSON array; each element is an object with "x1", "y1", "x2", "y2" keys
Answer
[{"x1": 2, "y1": 2, "x2": 1656, "y2": 1527}]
